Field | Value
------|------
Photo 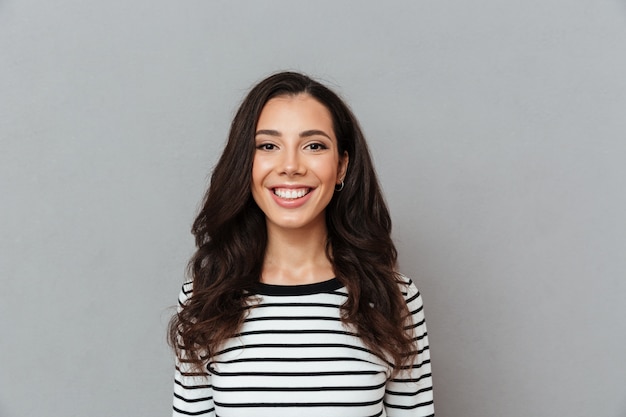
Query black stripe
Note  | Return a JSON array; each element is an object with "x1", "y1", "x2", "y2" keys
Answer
[
  {"x1": 215, "y1": 342, "x2": 380, "y2": 358},
  {"x1": 173, "y1": 405, "x2": 214, "y2": 416},
  {"x1": 234, "y1": 329, "x2": 357, "y2": 337},
  {"x1": 245, "y1": 315, "x2": 341, "y2": 322},
  {"x1": 215, "y1": 356, "x2": 373, "y2": 365},
  {"x1": 174, "y1": 379, "x2": 211, "y2": 390},
  {"x1": 254, "y1": 302, "x2": 343, "y2": 309},
  {"x1": 176, "y1": 371, "x2": 209, "y2": 378},
  {"x1": 254, "y1": 278, "x2": 343, "y2": 296},
  {"x1": 210, "y1": 368, "x2": 381, "y2": 377},
  {"x1": 394, "y1": 359, "x2": 432, "y2": 375},
  {"x1": 384, "y1": 399, "x2": 434, "y2": 410},
  {"x1": 173, "y1": 392, "x2": 212, "y2": 403},
  {"x1": 212, "y1": 381, "x2": 386, "y2": 392},
  {"x1": 391, "y1": 371, "x2": 433, "y2": 384},
  {"x1": 405, "y1": 291, "x2": 420, "y2": 304},
  {"x1": 214, "y1": 398, "x2": 383, "y2": 408},
  {"x1": 412, "y1": 332, "x2": 428, "y2": 342},
  {"x1": 399, "y1": 345, "x2": 430, "y2": 363},
  {"x1": 386, "y1": 385, "x2": 433, "y2": 397},
  {"x1": 409, "y1": 304, "x2": 424, "y2": 315}
]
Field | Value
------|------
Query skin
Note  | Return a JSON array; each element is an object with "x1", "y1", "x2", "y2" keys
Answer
[{"x1": 252, "y1": 94, "x2": 349, "y2": 285}]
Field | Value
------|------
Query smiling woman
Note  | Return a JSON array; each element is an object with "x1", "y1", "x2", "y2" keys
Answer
[
  {"x1": 251, "y1": 95, "x2": 349, "y2": 240},
  {"x1": 168, "y1": 72, "x2": 434, "y2": 417}
]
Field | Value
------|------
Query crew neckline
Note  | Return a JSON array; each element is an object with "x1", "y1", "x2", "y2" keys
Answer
[{"x1": 254, "y1": 277, "x2": 343, "y2": 296}]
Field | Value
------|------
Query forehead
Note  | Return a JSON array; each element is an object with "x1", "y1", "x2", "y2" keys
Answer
[{"x1": 257, "y1": 94, "x2": 334, "y2": 131}]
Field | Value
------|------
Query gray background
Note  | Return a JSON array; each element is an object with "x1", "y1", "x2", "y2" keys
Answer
[{"x1": 1, "y1": 1, "x2": 625, "y2": 416}]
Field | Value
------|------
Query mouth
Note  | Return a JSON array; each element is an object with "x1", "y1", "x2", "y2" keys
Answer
[{"x1": 272, "y1": 187, "x2": 312, "y2": 200}]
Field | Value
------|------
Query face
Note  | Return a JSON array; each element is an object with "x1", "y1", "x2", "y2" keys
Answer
[{"x1": 251, "y1": 94, "x2": 349, "y2": 234}]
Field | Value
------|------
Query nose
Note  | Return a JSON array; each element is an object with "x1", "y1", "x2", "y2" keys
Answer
[{"x1": 280, "y1": 147, "x2": 304, "y2": 176}]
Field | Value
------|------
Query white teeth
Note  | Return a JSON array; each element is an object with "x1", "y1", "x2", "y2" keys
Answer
[{"x1": 273, "y1": 188, "x2": 310, "y2": 199}]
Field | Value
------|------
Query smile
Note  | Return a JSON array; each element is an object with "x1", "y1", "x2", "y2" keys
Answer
[{"x1": 273, "y1": 188, "x2": 311, "y2": 200}]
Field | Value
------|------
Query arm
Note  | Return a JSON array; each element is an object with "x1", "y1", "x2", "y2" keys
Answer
[
  {"x1": 172, "y1": 282, "x2": 215, "y2": 417},
  {"x1": 384, "y1": 278, "x2": 435, "y2": 417}
]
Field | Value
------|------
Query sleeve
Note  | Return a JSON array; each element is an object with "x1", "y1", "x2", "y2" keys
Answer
[
  {"x1": 172, "y1": 282, "x2": 216, "y2": 417},
  {"x1": 383, "y1": 277, "x2": 435, "y2": 417}
]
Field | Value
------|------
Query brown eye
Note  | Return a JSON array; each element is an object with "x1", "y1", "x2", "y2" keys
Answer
[
  {"x1": 306, "y1": 142, "x2": 327, "y2": 151},
  {"x1": 256, "y1": 143, "x2": 276, "y2": 151}
]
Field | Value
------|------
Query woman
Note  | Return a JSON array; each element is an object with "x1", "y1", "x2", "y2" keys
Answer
[{"x1": 169, "y1": 72, "x2": 434, "y2": 416}]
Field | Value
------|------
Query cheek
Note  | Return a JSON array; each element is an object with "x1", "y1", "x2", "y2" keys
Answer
[
  {"x1": 250, "y1": 162, "x2": 266, "y2": 204},
  {"x1": 251, "y1": 157, "x2": 266, "y2": 185},
  {"x1": 313, "y1": 158, "x2": 339, "y2": 181}
]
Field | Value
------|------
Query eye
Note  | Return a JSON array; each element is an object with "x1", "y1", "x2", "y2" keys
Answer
[
  {"x1": 256, "y1": 143, "x2": 277, "y2": 151},
  {"x1": 305, "y1": 142, "x2": 328, "y2": 151}
]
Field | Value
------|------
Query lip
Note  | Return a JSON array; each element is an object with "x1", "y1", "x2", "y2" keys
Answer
[{"x1": 268, "y1": 184, "x2": 315, "y2": 208}]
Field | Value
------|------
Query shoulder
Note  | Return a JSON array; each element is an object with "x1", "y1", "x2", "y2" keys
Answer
[
  {"x1": 177, "y1": 281, "x2": 194, "y2": 309},
  {"x1": 396, "y1": 273, "x2": 425, "y2": 310}
]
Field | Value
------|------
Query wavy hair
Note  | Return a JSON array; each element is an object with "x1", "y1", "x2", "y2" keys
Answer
[{"x1": 169, "y1": 71, "x2": 415, "y2": 375}]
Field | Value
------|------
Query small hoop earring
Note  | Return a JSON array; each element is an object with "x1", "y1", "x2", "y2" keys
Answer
[{"x1": 335, "y1": 180, "x2": 344, "y2": 192}]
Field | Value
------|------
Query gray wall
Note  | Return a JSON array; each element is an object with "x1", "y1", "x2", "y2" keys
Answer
[{"x1": 1, "y1": 1, "x2": 625, "y2": 416}]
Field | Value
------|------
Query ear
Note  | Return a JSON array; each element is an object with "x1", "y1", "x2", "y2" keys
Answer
[{"x1": 337, "y1": 151, "x2": 349, "y2": 183}]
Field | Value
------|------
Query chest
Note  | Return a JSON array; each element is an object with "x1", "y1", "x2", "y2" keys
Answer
[{"x1": 207, "y1": 294, "x2": 390, "y2": 416}]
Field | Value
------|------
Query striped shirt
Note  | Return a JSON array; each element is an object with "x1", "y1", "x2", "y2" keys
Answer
[{"x1": 173, "y1": 276, "x2": 434, "y2": 417}]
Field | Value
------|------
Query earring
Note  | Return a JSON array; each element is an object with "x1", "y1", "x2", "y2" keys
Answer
[{"x1": 335, "y1": 180, "x2": 344, "y2": 192}]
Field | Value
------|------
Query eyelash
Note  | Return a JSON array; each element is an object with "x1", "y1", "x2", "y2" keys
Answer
[
  {"x1": 256, "y1": 143, "x2": 276, "y2": 151},
  {"x1": 306, "y1": 142, "x2": 328, "y2": 151},
  {"x1": 255, "y1": 142, "x2": 328, "y2": 151}
]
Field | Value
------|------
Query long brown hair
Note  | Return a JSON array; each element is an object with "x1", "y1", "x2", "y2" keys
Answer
[{"x1": 169, "y1": 71, "x2": 415, "y2": 375}]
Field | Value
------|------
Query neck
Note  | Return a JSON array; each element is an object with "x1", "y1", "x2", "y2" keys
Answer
[{"x1": 261, "y1": 221, "x2": 334, "y2": 285}]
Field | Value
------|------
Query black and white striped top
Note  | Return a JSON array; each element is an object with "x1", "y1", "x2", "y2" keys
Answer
[{"x1": 173, "y1": 276, "x2": 434, "y2": 417}]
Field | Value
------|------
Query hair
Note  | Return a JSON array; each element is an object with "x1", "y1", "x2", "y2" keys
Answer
[{"x1": 168, "y1": 71, "x2": 415, "y2": 376}]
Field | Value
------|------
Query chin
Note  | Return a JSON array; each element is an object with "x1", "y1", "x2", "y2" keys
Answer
[{"x1": 266, "y1": 215, "x2": 326, "y2": 232}]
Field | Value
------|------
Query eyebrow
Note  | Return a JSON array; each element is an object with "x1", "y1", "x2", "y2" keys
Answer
[{"x1": 255, "y1": 129, "x2": 332, "y2": 140}]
